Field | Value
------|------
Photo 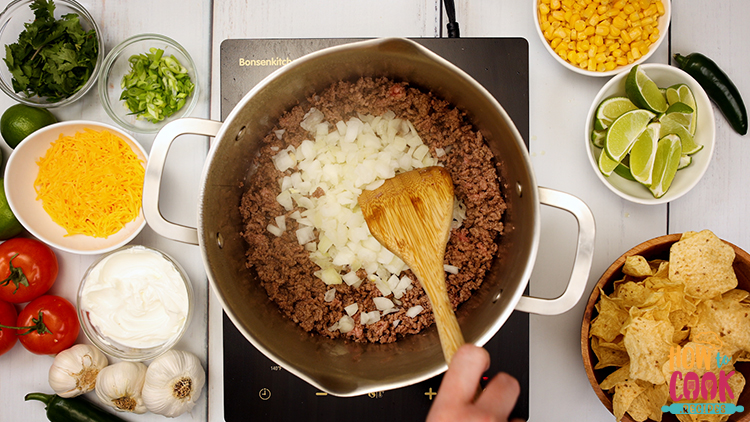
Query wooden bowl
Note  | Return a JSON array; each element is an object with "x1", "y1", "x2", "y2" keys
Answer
[{"x1": 581, "y1": 233, "x2": 750, "y2": 422}]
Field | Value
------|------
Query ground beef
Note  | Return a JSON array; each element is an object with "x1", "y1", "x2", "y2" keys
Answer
[{"x1": 239, "y1": 76, "x2": 507, "y2": 343}]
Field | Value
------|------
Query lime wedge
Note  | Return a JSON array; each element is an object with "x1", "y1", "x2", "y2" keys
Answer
[
  {"x1": 604, "y1": 109, "x2": 656, "y2": 163},
  {"x1": 660, "y1": 118, "x2": 703, "y2": 155},
  {"x1": 594, "y1": 96, "x2": 639, "y2": 131},
  {"x1": 666, "y1": 84, "x2": 697, "y2": 135},
  {"x1": 626, "y1": 65, "x2": 668, "y2": 113},
  {"x1": 591, "y1": 129, "x2": 606, "y2": 148},
  {"x1": 598, "y1": 146, "x2": 620, "y2": 176},
  {"x1": 629, "y1": 122, "x2": 660, "y2": 185},
  {"x1": 659, "y1": 102, "x2": 694, "y2": 129},
  {"x1": 678, "y1": 154, "x2": 692, "y2": 170},
  {"x1": 614, "y1": 155, "x2": 637, "y2": 181},
  {"x1": 649, "y1": 134, "x2": 682, "y2": 198}
]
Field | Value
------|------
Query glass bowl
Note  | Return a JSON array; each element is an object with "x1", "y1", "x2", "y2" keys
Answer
[
  {"x1": 98, "y1": 33, "x2": 199, "y2": 134},
  {"x1": 77, "y1": 245, "x2": 194, "y2": 361},
  {"x1": 0, "y1": 0, "x2": 104, "y2": 107}
]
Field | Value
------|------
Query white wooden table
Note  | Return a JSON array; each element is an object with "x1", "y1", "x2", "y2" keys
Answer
[{"x1": 1, "y1": 1, "x2": 749, "y2": 421}]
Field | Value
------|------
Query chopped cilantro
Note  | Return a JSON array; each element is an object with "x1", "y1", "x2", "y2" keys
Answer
[{"x1": 3, "y1": 0, "x2": 99, "y2": 102}]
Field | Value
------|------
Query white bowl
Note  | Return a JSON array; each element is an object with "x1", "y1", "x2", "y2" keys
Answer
[
  {"x1": 4, "y1": 121, "x2": 148, "y2": 254},
  {"x1": 585, "y1": 64, "x2": 716, "y2": 204},
  {"x1": 533, "y1": 0, "x2": 671, "y2": 77}
]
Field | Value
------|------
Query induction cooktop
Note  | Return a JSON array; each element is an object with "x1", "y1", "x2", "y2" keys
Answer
[{"x1": 219, "y1": 37, "x2": 529, "y2": 422}]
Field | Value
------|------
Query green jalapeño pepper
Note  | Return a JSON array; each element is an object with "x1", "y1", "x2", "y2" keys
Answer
[
  {"x1": 25, "y1": 392, "x2": 127, "y2": 422},
  {"x1": 674, "y1": 52, "x2": 748, "y2": 135}
]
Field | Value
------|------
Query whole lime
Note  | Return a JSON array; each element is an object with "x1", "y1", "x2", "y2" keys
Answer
[
  {"x1": 0, "y1": 104, "x2": 57, "y2": 149},
  {"x1": 0, "y1": 180, "x2": 23, "y2": 240}
]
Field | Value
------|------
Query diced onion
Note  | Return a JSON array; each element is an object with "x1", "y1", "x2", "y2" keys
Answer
[
  {"x1": 344, "y1": 303, "x2": 358, "y2": 316},
  {"x1": 373, "y1": 297, "x2": 394, "y2": 311},
  {"x1": 339, "y1": 315, "x2": 354, "y2": 333},
  {"x1": 444, "y1": 264, "x2": 459, "y2": 275},
  {"x1": 405, "y1": 305, "x2": 424, "y2": 318},
  {"x1": 266, "y1": 224, "x2": 283, "y2": 237},
  {"x1": 324, "y1": 288, "x2": 336, "y2": 303}
]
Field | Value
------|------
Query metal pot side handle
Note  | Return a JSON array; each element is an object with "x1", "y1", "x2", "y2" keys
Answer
[
  {"x1": 143, "y1": 118, "x2": 223, "y2": 245},
  {"x1": 513, "y1": 187, "x2": 596, "y2": 316}
]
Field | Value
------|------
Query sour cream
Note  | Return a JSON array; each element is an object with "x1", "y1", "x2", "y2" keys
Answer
[{"x1": 80, "y1": 246, "x2": 191, "y2": 349}]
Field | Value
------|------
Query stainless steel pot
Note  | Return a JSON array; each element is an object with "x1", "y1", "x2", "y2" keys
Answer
[{"x1": 143, "y1": 38, "x2": 595, "y2": 397}]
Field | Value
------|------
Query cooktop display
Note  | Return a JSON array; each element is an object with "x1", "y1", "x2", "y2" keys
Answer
[{"x1": 220, "y1": 37, "x2": 529, "y2": 421}]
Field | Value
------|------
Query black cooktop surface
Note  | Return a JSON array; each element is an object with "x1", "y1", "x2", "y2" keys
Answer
[{"x1": 220, "y1": 37, "x2": 529, "y2": 422}]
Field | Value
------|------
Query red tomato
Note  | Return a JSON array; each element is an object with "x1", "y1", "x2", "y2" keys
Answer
[
  {"x1": 0, "y1": 299, "x2": 17, "y2": 356},
  {"x1": 16, "y1": 295, "x2": 78, "y2": 355},
  {"x1": 0, "y1": 238, "x2": 58, "y2": 303}
]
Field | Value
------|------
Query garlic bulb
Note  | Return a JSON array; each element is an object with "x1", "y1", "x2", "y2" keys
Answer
[
  {"x1": 48, "y1": 344, "x2": 109, "y2": 398},
  {"x1": 142, "y1": 350, "x2": 206, "y2": 417},
  {"x1": 95, "y1": 361, "x2": 148, "y2": 414}
]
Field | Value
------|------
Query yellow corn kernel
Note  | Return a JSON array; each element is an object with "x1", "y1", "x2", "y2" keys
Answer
[
  {"x1": 638, "y1": 43, "x2": 649, "y2": 56},
  {"x1": 593, "y1": 35, "x2": 604, "y2": 46},
  {"x1": 564, "y1": 9, "x2": 573, "y2": 22},
  {"x1": 612, "y1": 15, "x2": 628, "y2": 29},
  {"x1": 623, "y1": 4, "x2": 635, "y2": 14},
  {"x1": 568, "y1": 41, "x2": 576, "y2": 49},
  {"x1": 605, "y1": 38, "x2": 615, "y2": 46},
  {"x1": 597, "y1": 44, "x2": 607, "y2": 54},
  {"x1": 595, "y1": 52, "x2": 607, "y2": 63},
  {"x1": 551, "y1": 37, "x2": 563, "y2": 49},
  {"x1": 596, "y1": 62, "x2": 606, "y2": 72},
  {"x1": 562, "y1": 0, "x2": 574, "y2": 7},
  {"x1": 627, "y1": 51, "x2": 635, "y2": 63},
  {"x1": 643, "y1": 4, "x2": 657, "y2": 16},
  {"x1": 588, "y1": 13, "x2": 600, "y2": 26},
  {"x1": 649, "y1": 32, "x2": 659, "y2": 43},
  {"x1": 554, "y1": 27, "x2": 568, "y2": 39},
  {"x1": 656, "y1": 1, "x2": 664, "y2": 15},
  {"x1": 541, "y1": 0, "x2": 551, "y2": 3},
  {"x1": 639, "y1": 0, "x2": 651, "y2": 9},
  {"x1": 577, "y1": 39, "x2": 590, "y2": 51},
  {"x1": 605, "y1": 61, "x2": 617, "y2": 71},
  {"x1": 616, "y1": 56, "x2": 628, "y2": 66},
  {"x1": 608, "y1": 42, "x2": 621, "y2": 51},
  {"x1": 582, "y1": 7, "x2": 595, "y2": 19},
  {"x1": 631, "y1": 47, "x2": 642, "y2": 60},
  {"x1": 574, "y1": 19, "x2": 586, "y2": 32},
  {"x1": 609, "y1": 25, "x2": 621, "y2": 36},
  {"x1": 612, "y1": 49, "x2": 623, "y2": 58},
  {"x1": 567, "y1": 50, "x2": 578, "y2": 63},
  {"x1": 551, "y1": 0, "x2": 561, "y2": 9},
  {"x1": 577, "y1": 52, "x2": 588, "y2": 63},
  {"x1": 584, "y1": 26, "x2": 595, "y2": 36},
  {"x1": 552, "y1": 10, "x2": 565, "y2": 21},
  {"x1": 597, "y1": 5, "x2": 608, "y2": 14},
  {"x1": 539, "y1": 3, "x2": 551, "y2": 14},
  {"x1": 570, "y1": 29, "x2": 578, "y2": 39},
  {"x1": 587, "y1": 60, "x2": 596, "y2": 71},
  {"x1": 595, "y1": 24, "x2": 610, "y2": 36},
  {"x1": 629, "y1": 11, "x2": 641, "y2": 22},
  {"x1": 569, "y1": 12, "x2": 581, "y2": 24},
  {"x1": 629, "y1": 28, "x2": 642, "y2": 41},
  {"x1": 641, "y1": 16, "x2": 654, "y2": 26},
  {"x1": 613, "y1": 0, "x2": 626, "y2": 9},
  {"x1": 588, "y1": 45, "x2": 597, "y2": 57},
  {"x1": 621, "y1": 30, "x2": 632, "y2": 43}
]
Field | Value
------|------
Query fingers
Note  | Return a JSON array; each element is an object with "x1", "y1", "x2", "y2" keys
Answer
[
  {"x1": 475, "y1": 371, "x2": 521, "y2": 421},
  {"x1": 439, "y1": 344, "x2": 490, "y2": 405}
]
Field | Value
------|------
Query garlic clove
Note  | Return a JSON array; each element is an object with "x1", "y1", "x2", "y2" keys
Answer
[
  {"x1": 142, "y1": 350, "x2": 206, "y2": 417},
  {"x1": 95, "y1": 361, "x2": 148, "y2": 414},
  {"x1": 48, "y1": 344, "x2": 109, "y2": 398}
]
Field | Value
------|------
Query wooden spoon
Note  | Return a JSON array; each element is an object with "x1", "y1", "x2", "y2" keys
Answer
[{"x1": 358, "y1": 166, "x2": 465, "y2": 363}]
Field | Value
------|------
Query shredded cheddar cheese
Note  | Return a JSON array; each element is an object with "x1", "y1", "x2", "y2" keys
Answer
[{"x1": 34, "y1": 128, "x2": 145, "y2": 238}]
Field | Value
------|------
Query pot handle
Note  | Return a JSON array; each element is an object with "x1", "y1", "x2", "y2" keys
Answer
[
  {"x1": 143, "y1": 118, "x2": 224, "y2": 245},
  {"x1": 513, "y1": 187, "x2": 596, "y2": 315}
]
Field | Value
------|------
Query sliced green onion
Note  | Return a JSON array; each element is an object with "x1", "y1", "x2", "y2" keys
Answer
[{"x1": 119, "y1": 47, "x2": 195, "y2": 123}]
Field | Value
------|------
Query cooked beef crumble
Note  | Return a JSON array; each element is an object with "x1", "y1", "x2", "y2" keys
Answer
[{"x1": 239, "y1": 76, "x2": 506, "y2": 343}]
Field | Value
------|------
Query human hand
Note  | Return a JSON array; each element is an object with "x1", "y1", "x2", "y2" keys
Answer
[{"x1": 426, "y1": 344, "x2": 525, "y2": 422}]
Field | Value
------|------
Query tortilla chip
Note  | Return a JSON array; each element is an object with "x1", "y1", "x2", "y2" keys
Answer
[
  {"x1": 591, "y1": 291, "x2": 629, "y2": 342},
  {"x1": 691, "y1": 297, "x2": 750, "y2": 355},
  {"x1": 628, "y1": 381, "x2": 670, "y2": 422},
  {"x1": 613, "y1": 380, "x2": 645, "y2": 421},
  {"x1": 624, "y1": 316, "x2": 675, "y2": 384},
  {"x1": 669, "y1": 230, "x2": 737, "y2": 300},
  {"x1": 600, "y1": 364, "x2": 631, "y2": 390},
  {"x1": 592, "y1": 336, "x2": 631, "y2": 369},
  {"x1": 616, "y1": 281, "x2": 655, "y2": 308},
  {"x1": 651, "y1": 260, "x2": 670, "y2": 278},
  {"x1": 735, "y1": 350, "x2": 750, "y2": 362},
  {"x1": 624, "y1": 255, "x2": 654, "y2": 278}
]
